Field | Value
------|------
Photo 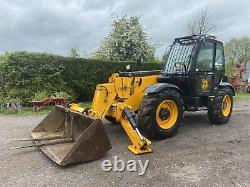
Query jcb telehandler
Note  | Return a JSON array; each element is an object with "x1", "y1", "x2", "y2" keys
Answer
[{"x1": 23, "y1": 35, "x2": 234, "y2": 166}]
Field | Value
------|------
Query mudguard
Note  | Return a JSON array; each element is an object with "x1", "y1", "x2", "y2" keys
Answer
[
  {"x1": 218, "y1": 82, "x2": 235, "y2": 96},
  {"x1": 145, "y1": 83, "x2": 182, "y2": 95}
]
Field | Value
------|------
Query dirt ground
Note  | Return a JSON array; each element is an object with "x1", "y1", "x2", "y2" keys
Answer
[{"x1": 0, "y1": 101, "x2": 250, "y2": 187}]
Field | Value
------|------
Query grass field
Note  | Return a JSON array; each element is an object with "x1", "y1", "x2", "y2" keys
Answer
[
  {"x1": 234, "y1": 92, "x2": 250, "y2": 102},
  {"x1": 0, "y1": 106, "x2": 53, "y2": 115}
]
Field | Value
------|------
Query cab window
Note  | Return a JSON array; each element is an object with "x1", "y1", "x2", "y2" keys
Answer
[
  {"x1": 215, "y1": 43, "x2": 223, "y2": 71},
  {"x1": 196, "y1": 42, "x2": 214, "y2": 71}
]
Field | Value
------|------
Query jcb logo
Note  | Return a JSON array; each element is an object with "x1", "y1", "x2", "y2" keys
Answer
[{"x1": 201, "y1": 79, "x2": 209, "y2": 90}]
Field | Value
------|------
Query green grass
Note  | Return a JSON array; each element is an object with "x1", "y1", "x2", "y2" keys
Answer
[
  {"x1": 0, "y1": 106, "x2": 53, "y2": 115},
  {"x1": 0, "y1": 101, "x2": 91, "y2": 116},
  {"x1": 234, "y1": 92, "x2": 250, "y2": 102}
]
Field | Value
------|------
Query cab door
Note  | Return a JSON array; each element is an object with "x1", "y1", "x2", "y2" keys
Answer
[
  {"x1": 214, "y1": 42, "x2": 225, "y2": 86},
  {"x1": 193, "y1": 41, "x2": 215, "y2": 95}
]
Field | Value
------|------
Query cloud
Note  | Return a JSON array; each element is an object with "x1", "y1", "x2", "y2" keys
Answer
[{"x1": 0, "y1": 0, "x2": 249, "y2": 57}]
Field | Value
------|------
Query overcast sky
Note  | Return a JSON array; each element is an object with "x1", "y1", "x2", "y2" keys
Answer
[{"x1": 0, "y1": 0, "x2": 249, "y2": 57}]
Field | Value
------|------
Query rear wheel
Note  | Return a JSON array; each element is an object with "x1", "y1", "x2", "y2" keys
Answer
[
  {"x1": 138, "y1": 89, "x2": 184, "y2": 140},
  {"x1": 208, "y1": 88, "x2": 233, "y2": 124}
]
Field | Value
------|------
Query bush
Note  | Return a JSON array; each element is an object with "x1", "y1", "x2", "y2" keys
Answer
[
  {"x1": 0, "y1": 51, "x2": 69, "y2": 105},
  {"x1": 0, "y1": 51, "x2": 163, "y2": 104},
  {"x1": 61, "y1": 58, "x2": 163, "y2": 101}
]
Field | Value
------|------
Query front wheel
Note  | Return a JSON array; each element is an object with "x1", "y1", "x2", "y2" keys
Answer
[
  {"x1": 208, "y1": 88, "x2": 233, "y2": 124},
  {"x1": 138, "y1": 89, "x2": 184, "y2": 140}
]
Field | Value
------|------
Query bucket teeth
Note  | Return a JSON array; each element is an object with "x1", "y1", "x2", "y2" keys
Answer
[
  {"x1": 30, "y1": 105, "x2": 111, "y2": 166},
  {"x1": 8, "y1": 135, "x2": 63, "y2": 142},
  {"x1": 10, "y1": 138, "x2": 72, "y2": 150}
]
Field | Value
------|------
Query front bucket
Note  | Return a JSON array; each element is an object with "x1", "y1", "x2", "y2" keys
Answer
[{"x1": 31, "y1": 106, "x2": 111, "y2": 166}]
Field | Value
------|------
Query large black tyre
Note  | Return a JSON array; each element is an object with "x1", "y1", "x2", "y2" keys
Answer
[
  {"x1": 208, "y1": 88, "x2": 233, "y2": 124},
  {"x1": 138, "y1": 89, "x2": 184, "y2": 140}
]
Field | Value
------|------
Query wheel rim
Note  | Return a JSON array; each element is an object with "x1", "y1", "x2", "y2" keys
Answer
[
  {"x1": 222, "y1": 95, "x2": 232, "y2": 117},
  {"x1": 156, "y1": 100, "x2": 178, "y2": 129}
]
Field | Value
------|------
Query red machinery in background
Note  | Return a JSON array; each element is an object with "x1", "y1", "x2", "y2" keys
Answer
[{"x1": 31, "y1": 98, "x2": 68, "y2": 111}]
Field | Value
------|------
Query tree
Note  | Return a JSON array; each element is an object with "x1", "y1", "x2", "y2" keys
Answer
[
  {"x1": 90, "y1": 16, "x2": 156, "y2": 63},
  {"x1": 224, "y1": 37, "x2": 250, "y2": 75},
  {"x1": 70, "y1": 47, "x2": 80, "y2": 58},
  {"x1": 225, "y1": 37, "x2": 250, "y2": 65},
  {"x1": 186, "y1": 8, "x2": 215, "y2": 35}
]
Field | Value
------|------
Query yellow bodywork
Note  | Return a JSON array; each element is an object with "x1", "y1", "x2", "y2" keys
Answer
[
  {"x1": 88, "y1": 73, "x2": 159, "y2": 118},
  {"x1": 71, "y1": 73, "x2": 159, "y2": 155},
  {"x1": 69, "y1": 103, "x2": 84, "y2": 113}
]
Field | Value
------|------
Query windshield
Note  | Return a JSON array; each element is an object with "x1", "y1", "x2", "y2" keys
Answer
[{"x1": 164, "y1": 41, "x2": 196, "y2": 74}]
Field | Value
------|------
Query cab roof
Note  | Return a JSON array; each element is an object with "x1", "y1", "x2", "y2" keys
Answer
[{"x1": 174, "y1": 35, "x2": 222, "y2": 44}]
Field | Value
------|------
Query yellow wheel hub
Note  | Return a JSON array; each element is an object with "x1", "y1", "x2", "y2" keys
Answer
[
  {"x1": 222, "y1": 95, "x2": 232, "y2": 117},
  {"x1": 156, "y1": 100, "x2": 178, "y2": 129}
]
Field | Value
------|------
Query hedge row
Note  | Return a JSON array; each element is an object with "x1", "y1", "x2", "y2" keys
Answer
[{"x1": 0, "y1": 51, "x2": 163, "y2": 104}]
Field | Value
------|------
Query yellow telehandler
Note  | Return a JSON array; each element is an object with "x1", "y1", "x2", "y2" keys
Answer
[{"x1": 19, "y1": 35, "x2": 235, "y2": 166}]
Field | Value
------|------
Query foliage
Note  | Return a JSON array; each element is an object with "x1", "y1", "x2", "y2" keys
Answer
[
  {"x1": 150, "y1": 57, "x2": 163, "y2": 64},
  {"x1": 225, "y1": 61, "x2": 235, "y2": 77},
  {"x1": 90, "y1": 16, "x2": 156, "y2": 63},
  {"x1": 0, "y1": 51, "x2": 72, "y2": 105},
  {"x1": 62, "y1": 58, "x2": 163, "y2": 100},
  {"x1": 52, "y1": 91, "x2": 71, "y2": 98},
  {"x1": 33, "y1": 91, "x2": 50, "y2": 100},
  {"x1": 186, "y1": 8, "x2": 215, "y2": 35},
  {"x1": 0, "y1": 51, "x2": 163, "y2": 104},
  {"x1": 225, "y1": 37, "x2": 250, "y2": 75},
  {"x1": 70, "y1": 47, "x2": 80, "y2": 58},
  {"x1": 32, "y1": 91, "x2": 70, "y2": 100}
]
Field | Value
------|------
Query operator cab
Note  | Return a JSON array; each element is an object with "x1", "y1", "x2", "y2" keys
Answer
[{"x1": 159, "y1": 35, "x2": 225, "y2": 97}]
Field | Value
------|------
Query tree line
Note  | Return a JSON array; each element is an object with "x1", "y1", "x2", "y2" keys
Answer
[{"x1": 69, "y1": 8, "x2": 250, "y2": 76}]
